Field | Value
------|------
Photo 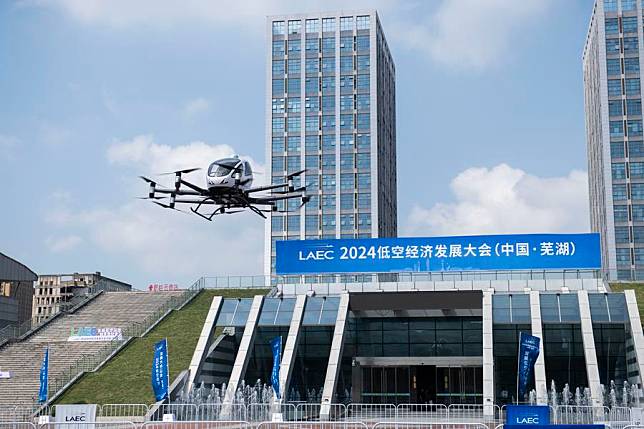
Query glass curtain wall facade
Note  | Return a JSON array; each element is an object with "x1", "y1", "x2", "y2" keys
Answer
[
  {"x1": 584, "y1": 0, "x2": 644, "y2": 280},
  {"x1": 265, "y1": 11, "x2": 397, "y2": 278}
]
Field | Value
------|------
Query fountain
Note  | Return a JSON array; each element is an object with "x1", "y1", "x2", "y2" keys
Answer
[
  {"x1": 623, "y1": 381, "x2": 629, "y2": 407},
  {"x1": 575, "y1": 387, "x2": 582, "y2": 407},
  {"x1": 529, "y1": 390, "x2": 537, "y2": 405},
  {"x1": 610, "y1": 386, "x2": 617, "y2": 408},
  {"x1": 632, "y1": 384, "x2": 641, "y2": 408},
  {"x1": 584, "y1": 387, "x2": 592, "y2": 407},
  {"x1": 550, "y1": 380, "x2": 558, "y2": 407},
  {"x1": 562, "y1": 383, "x2": 571, "y2": 406}
]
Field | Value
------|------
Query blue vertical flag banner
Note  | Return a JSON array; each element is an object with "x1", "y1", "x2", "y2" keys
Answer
[
  {"x1": 151, "y1": 338, "x2": 169, "y2": 402},
  {"x1": 270, "y1": 336, "x2": 282, "y2": 399},
  {"x1": 517, "y1": 332, "x2": 541, "y2": 400},
  {"x1": 38, "y1": 347, "x2": 48, "y2": 403}
]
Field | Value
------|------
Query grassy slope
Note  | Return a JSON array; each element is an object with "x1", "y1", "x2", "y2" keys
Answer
[
  {"x1": 609, "y1": 283, "x2": 644, "y2": 319},
  {"x1": 56, "y1": 288, "x2": 268, "y2": 404}
]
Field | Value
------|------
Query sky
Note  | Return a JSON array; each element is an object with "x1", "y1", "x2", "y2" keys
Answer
[{"x1": 0, "y1": 0, "x2": 594, "y2": 289}]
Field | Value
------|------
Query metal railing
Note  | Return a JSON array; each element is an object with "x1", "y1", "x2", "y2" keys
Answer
[
  {"x1": 47, "y1": 283, "x2": 203, "y2": 404},
  {"x1": 294, "y1": 403, "x2": 347, "y2": 421},
  {"x1": 373, "y1": 423, "x2": 489, "y2": 429},
  {"x1": 143, "y1": 422, "x2": 251, "y2": 429},
  {"x1": 101, "y1": 404, "x2": 150, "y2": 419},
  {"x1": 256, "y1": 423, "x2": 368, "y2": 429},
  {"x1": 346, "y1": 404, "x2": 397, "y2": 421},
  {"x1": 196, "y1": 404, "x2": 247, "y2": 422},
  {"x1": 396, "y1": 404, "x2": 448, "y2": 421}
]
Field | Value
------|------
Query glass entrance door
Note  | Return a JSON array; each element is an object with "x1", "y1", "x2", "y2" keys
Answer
[
  {"x1": 361, "y1": 366, "x2": 410, "y2": 404},
  {"x1": 435, "y1": 366, "x2": 482, "y2": 404}
]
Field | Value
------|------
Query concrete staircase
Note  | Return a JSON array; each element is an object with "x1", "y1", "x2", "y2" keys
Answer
[{"x1": 0, "y1": 291, "x2": 184, "y2": 406}]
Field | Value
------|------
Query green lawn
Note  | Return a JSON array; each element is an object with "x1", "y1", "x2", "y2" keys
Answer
[
  {"x1": 55, "y1": 288, "x2": 268, "y2": 405},
  {"x1": 609, "y1": 283, "x2": 644, "y2": 319}
]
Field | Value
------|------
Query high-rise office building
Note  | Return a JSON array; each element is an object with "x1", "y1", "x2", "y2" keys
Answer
[
  {"x1": 264, "y1": 11, "x2": 397, "y2": 277},
  {"x1": 584, "y1": 0, "x2": 644, "y2": 280}
]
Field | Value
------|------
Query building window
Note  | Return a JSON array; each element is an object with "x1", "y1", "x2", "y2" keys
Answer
[
  {"x1": 612, "y1": 162, "x2": 627, "y2": 179},
  {"x1": 272, "y1": 97, "x2": 285, "y2": 114},
  {"x1": 288, "y1": 20, "x2": 302, "y2": 35},
  {"x1": 287, "y1": 136, "x2": 300, "y2": 152},
  {"x1": 305, "y1": 155, "x2": 319, "y2": 170},
  {"x1": 613, "y1": 184, "x2": 628, "y2": 200},
  {"x1": 273, "y1": 21, "x2": 285, "y2": 35},
  {"x1": 615, "y1": 226, "x2": 630, "y2": 243},
  {"x1": 610, "y1": 120, "x2": 624, "y2": 137},
  {"x1": 305, "y1": 77, "x2": 319, "y2": 94},
  {"x1": 272, "y1": 117, "x2": 285, "y2": 134},
  {"x1": 625, "y1": 58, "x2": 640, "y2": 74},
  {"x1": 623, "y1": 37, "x2": 639, "y2": 53},
  {"x1": 356, "y1": 153, "x2": 370, "y2": 170},
  {"x1": 287, "y1": 78, "x2": 301, "y2": 94},
  {"x1": 288, "y1": 58, "x2": 301, "y2": 75},
  {"x1": 626, "y1": 78, "x2": 640, "y2": 95},
  {"x1": 272, "y1": 137, "x2": 285, "y2": 153},
  {"x1": 321, "y1": 154, "x2": 335, "y2": 170},
  {"x1": 357, "y1": 133, "x2": 370, "y2": 150},
  {"x1": 627, "y1": 99, "x2": 642, "y2": 115},
  {"x1": 322, "y1": 135, "x2": 335, "y2": 151},
  {"x1": 616, "y1": 248, "x2": 631, "y2": 265},
  {"x1": 322, "y1": 76, "x2": 335, "y2": 93},
  {"x1": 340, "y1": 75, "x2": 354, "y2": 93},
  {"x1": 635, "y1": 248, "x2": 644, "y2": 262},
  {"x1": 340, "y1": 114, "x2": 354, "y2": 130},
  {"x1": 633, "y1": 204, "x2": 644, "y2": 221},
  {"x1": 288, "y1": 39, "x2": 301, "y2": 56},
  {"x1": 356, "y1": 15, "x2": 370, "y2": 30},
  {"x1": 340, "y1": 36, "x2": 353, "y2": 53},
  {"x1": 321, "y1": 57, "x2": 335, "y2": 74},
  {"x1": 322, "y1": 174, "x2": 336, "y2": 191},
  {"x1": 273, "y1": 60, "x2": 285, "y2": 76},
  {"x1": 630, "y1": 141, "x2": 644, "y2": 157},
  {"x1": 623, "y1": 16, "x2": 638, "y2": 33},
  {"x1": 356, "y1": 35, "x2": 370, "y2": 51},
  {"x1": 272, "y1": 156, "x2": 284, "y2": 172},
  {"x1": 287, "y1": 215, "x2": 300, "y2": 231},
  {"x1": 358, "y1": 213, "x2": 371, "y2": 227},
  {"x1": 609, "y1": 100, "x2": 623, "y2": 116},
  {"x1": 340, "y1": 153, "x2": 354, "y2": 169},
  {"x1": 305, "y1": 115, "x2": 319, "y2": 132},
  {"x1": 340, "y1": 95, "x2": 353, "y2": 111},
  {"x1": 340, "y1": 16, "x2": 354, "y2": 31},
  {"x1": 305, "y1": 96, "x2": 319, "y2": 112},
  {"x1": 357, "y1": 55, "x2": 370, "y2": 72},
  {"x1": 633, "y1": 183, "x2": 644, "y2": 200},
  {"x1": 357, "y1": 172, "x2": 370, "y2": 189},
  {"x1": 306, "y1": 58, "x2": 319, "y2": 74},
  {"x1": 288, "y1": 97, "x2": 301, "y2": 113},
  {"x1": 340, "y1": 56, "x2": 353, "y2": 73},
  {"x1": 357, "y1": 193, "x2": 370, "y2": 208},
  {"x1": 273, "y1": 40, "x2": 285, "y2": 57},
  {"x1": 357, "y1": 94, "x2": 370, "y2": 110},
  {"x1": 340, "y1": 173, "x2": 354, "y2": 190},
  {"x1": 273, "y1": 79, "x2": 285, "y2": 96},
  {"x1": 321, "y1": 115, "x2": 335, "y2": 131},
  {"x1": 605, "y1": 18, "x2": 619, "y2": 34},
  {"x1": 321, "y1": 95, "x2": 335, "y2": 112},
  {"x1": 272, "y1": 216, "x2": 284, "y2": 231},
  {"x1": 340, "y1": 214, "x2": 355, "y2": 230},
  {"x1": 340, "y1": 134, "x2": 354, "y2": 151},
  {"x1": 632, "y1": 162, "x2": 644, "y2": 179},
  {"x1": 322, "y1": 18, "x2": 335, "y2": 32},
  {"x1": 306, "y1": 19, "x2": 320, "y2": 33},
  {"x1": 287, "y1": 116, "x2": 301, "y2": 132},
  {"x1": 628, "y1": 120, "x2": 643, "y2": 136},
  {"x1": 322, "y1": 214, "x2": 336, "y2": 231},
  {"x1": 622, "y1": 0, "x2": 636, "y2": 11},
  {"x1": 357, "y1": 74, "x2": 370, "y2": 91},
  {"x1": 322, "y1": 37, "x2": 335, "y2": 54},
  {"x1": 305, "y1": 136, "x2": 319, "y2": 152},
  {"x1": 305, "y1": 215, "x2": 319, "y2": 230},
  {"x1": 357, "y1": 113, "x2": 370, "y2": 130},
  {"x1": 341, "y1": 193, "x2": 354, "y2": 210},
  {"x1": 604, "y1": 0, "x2": 617, "y2": 12},
  {"x1": 635, "y1": 226, "x2": 644, "y2": 240},
  {"x1": 614, "y1": 205, "x2": 629, "y2": 222},
  {"x1": 607, "y1": 59, "x2": 621, "y2": 76},
  {"x1": 287, "y1": 155, "x2": 301, "y2": 172},
  {"x1": 608, "y1": 79, "x2": 622, "y2": 96},
  {"x1": 606, "y1": 39, "x2": 620, "y2": 55}
]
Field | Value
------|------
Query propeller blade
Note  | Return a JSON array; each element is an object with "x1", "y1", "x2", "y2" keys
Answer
[
  {"x1": 287, "y1": 169, "x2": 307, "y2": 179},
  {"x1": 152, "y1": 201, "x2": 188, "y2": 214},
  {"x1": 273, "y1": 186, "x2": 307, "y2": 195},
  {"x1": 159, "y1": 167, "x2": 201, "y2": 176},
  {"x1": 138, "y1": 196, "x2": 166, "y2": 200},
  {"x1": 139, "y1": 176, "x2": 156, "y2": 184}
]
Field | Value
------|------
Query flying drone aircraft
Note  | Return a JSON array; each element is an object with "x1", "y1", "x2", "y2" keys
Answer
[{"x1": 140, "y1": 156, "x2": 309, "y2": 221}]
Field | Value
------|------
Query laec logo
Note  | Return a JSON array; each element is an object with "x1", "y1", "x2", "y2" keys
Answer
[
  {"x1": 65, "y1": 414, "x2": 86, "y2": 422},
  {"x1": 515, "y1": 417, "x2": 539, "y2": 424}
]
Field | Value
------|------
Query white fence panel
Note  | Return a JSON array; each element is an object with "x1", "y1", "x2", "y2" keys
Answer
[
  {"x1": 256, "y1": 422, "x2": 368, "y2": 429},
  {"x1": 396, "y1": 404, "x2": 448, "y2": 422},
  {"x1": 40, "y1": 422, "x2": 137, "y2": 429},
  {"x1": 555, "y1": 405, "x2": 609, "y2": 425},
  {"x1": 246, "y1": 404, "x2": 296, "y2": 422},
  {"x1": 448, "y1": 404, "x2": 501, "y2": 422},
  {"x1": 0, "y1": 423, "x2": 36, "y2": 429},
  {"x1": 347, "y1": 404, "x2": 396, "y2": 422},
  {"x1": 151, "y1": 404, "x2": 198, "y2": 422},
  {"x1": 100, "y1": 404, "x2": 149, "y2": 418},
  {"x1": 142, "y1": 421, "x2": 251, "y2": 429},
  {"x1": 294, "y1": 404, "x2": 346, "y2": 421},
  {"x1": 197, "y1": 404, "x2": 246, "y2": 422},
  {"x1": 373, "y1": 422, "x2": 489, "y2": 429}
]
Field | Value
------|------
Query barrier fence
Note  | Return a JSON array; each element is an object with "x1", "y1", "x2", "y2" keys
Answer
[
  {"x1": 4, "y1": 403, "x2": 642, "y2": 425},
  {"x1": 373, "y1": 423, "x2": 489, "y2": 429}
]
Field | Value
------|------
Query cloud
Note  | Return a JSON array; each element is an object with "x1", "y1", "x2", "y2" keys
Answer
[
  {"x1": 40, "y1": 122, "x2": 72, "y2": 146},
  {"x1": 0, "y1": 134, "x2": 18, "y2": 160},
  {"x1": 393, "y1": 0, "x2": 550, "y2": 70},
  {"x1": 45, "y1": 234, "x2": 83, "y2": 252},
  {"x1": 47, "y1": 136, "x2": 266, "y2": 279},
  {"x1": 405, "y1": 164, "x2": 589, "y2": 236},
  {"x1": 182, "y1": 98, "x2": 210, "y2": 120}
]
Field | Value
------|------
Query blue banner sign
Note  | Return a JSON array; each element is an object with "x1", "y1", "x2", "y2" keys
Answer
[
  {"x1": 505, "y1": 426, "x2": 604, "y2": 429},
  {"x1": 38, "y1": 347, "x2": 49, "y2": 403},
  {"x1": 275, "y1": 233, "x2": 601, "y2": 275},
  {"x1": 506, "y1": 405, "x2": 550, "y2": 425},
  {"x1": 151, "y1": 338, "x2": 169, "y2": 401},
  {"x1": 270, "y1": 336, "x2": 282, "y2": 399},
  {"x1": 518, "y1": 332, "x2": 541, "y2": 400}
]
